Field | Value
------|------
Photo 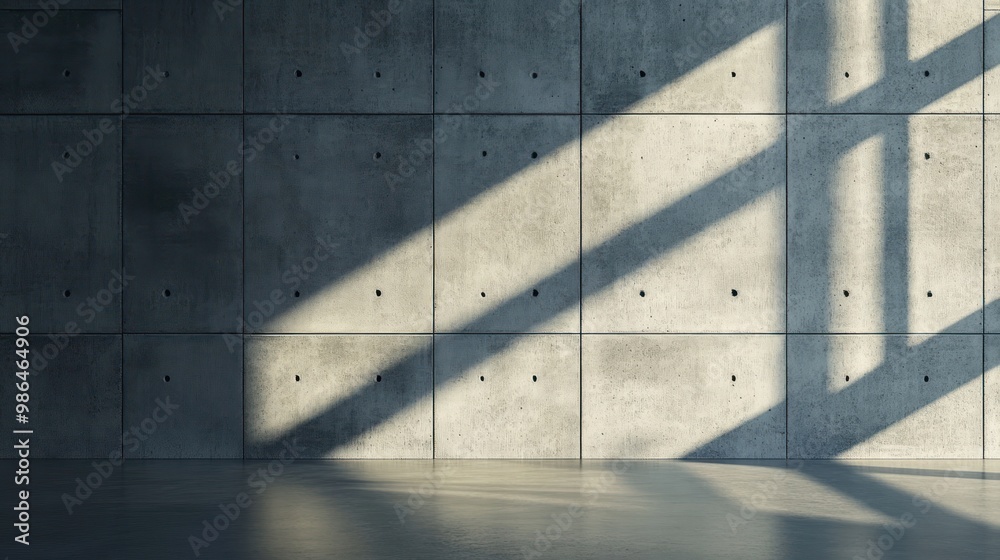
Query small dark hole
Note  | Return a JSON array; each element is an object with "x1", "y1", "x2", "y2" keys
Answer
[
  {"x1": 924, "y1": 70, "x2": 930, "y2": 77},
  {"x1": 843, "y1": 290, "x2": 850, "y2": 297},
  {"x1": 63, "y1": 290, "x2": 71, "y2": 298},
  {"x1": 639, "y1": 290, "x2": 645, "y2": 297},
  {"x1": 375, "y1": 289, "x2": 382, "y2": 297},
  {"x1": 532, "y1": 375, "x2": 537, "y2": 382},
  {"x1": 845, "y1": 375, "x2": 850, "y2": 382},
  {"x1": 481, "y1": 291, "x2": 486, "y2": 298},
  {"x1": 731, "y1": 289, "x2": 738, "y2": 297},
  {"x1": 294, "y1": 154, "x2": 300, "y2": 160},
  {"x1": 63, "y1": 152, "x2": 70, "y2": 159},
  {"x1": 482, "y1": 150, "x2": 487, "y2": 157},
  {"x1": 374, "y1": 152, "x2": 382, "y2": 160},
  {"x1": 295, "y1": 69, "x2": 302, "y2": 77},
  {"x1": 532, "y1": 289, "x2": 539, "y2": 297},
  {"x1": 844, "y1": 72, "x2": 850, "y2": 78},
  {"x1": 927, "y1": 291, "x2": 933, "y2": 297},
  {"x1": 295, "y1": 375, "x2": 300, "y2": 382},
  {"x1": 164, "y1": 375, "x2": 170, "y2": 382},
  {"x1": 374, "y1": 71, "x2": 381, "y2": 78},
  {"x1": 731, "y1": 71, "x2": 736, "y2": 77},
  {"x1": 163, "y1": 289, "x2": 171, "y2": 297},
  {"x1": 531, "y1": 151, "x2": 538, "y2": 159},
  {"x1": 63, "y1": 69, "x2": 70, "y2": 77},
  {"x1": 479, "y1": 70, "x2": 486, "y2": 78},
  {"x1": 376, "y1": 375, "x2": 382, "y2": 383},
  {"x1": 293, "y1": 290, "x2": 301, "y2": 298},
  {"x1": 480, "y1": 375, "x2": 485, "y2": 381},
  {"x1": 531, "y1": 72, "x2": 538, "y2": 79},
  {"x1": 162, "y1": 70, "x2": 169, "y2": 78},
  {"x1": 639, "y1": 70, "x2": 646, "y2": 77},
  {"x1": 924, "y1": 375, "x2": 929, "y2": 382},
  {"x1": 731, "y1": 375, "x2": 736, "y2": 382}
]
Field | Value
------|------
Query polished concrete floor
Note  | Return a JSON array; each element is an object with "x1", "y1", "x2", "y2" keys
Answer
[{"x1": 2, "y1": 459, "x2": 999, "y2": 559}]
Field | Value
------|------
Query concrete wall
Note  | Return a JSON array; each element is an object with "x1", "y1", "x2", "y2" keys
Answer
[{"x1": 0, "y1": 0, "x2": 996, "y2": 459}]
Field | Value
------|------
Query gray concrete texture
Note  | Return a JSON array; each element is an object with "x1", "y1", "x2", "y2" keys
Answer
[
  {"x1": 123, "y1": 0, "x2": 243, "y2": 113},
  {"x1": 0, "y1": 9, "x2": 121, "y2": 112},
  {"x1": 0, "y1": 0, "x2": 997, "y2": 459},
  {"x1": 0, "y1": 116, "x2": 122, "y2": 334},
  {"x1": 788, "y1": 115, "x2": 983, "y2": 334},
  {"x1": 986, "y1": 335, "x2": 1000, "y2": 458},
  {"x1": 435, "y1": 334, "x2": 579, "y2": 458},
  {"x1": 0, "y1": 335, "x2": 121, "y2": 458},
  {"x1": 582, "y1": 114, "x2": 785, "y2": 333},
  {"x1": 788, "y1": 335, "x2": 983, "y2": 458},
  {"x1": 244, "y1": 335, "x2": 433, "y2": 459},
  {"x1": 123, "y1": 116, "x2": 244, "y2": 333},
  {"x1": 123, "y1": 335, "x2": 242, "y2": 458},
  {"x1": 582, "y1": 335, "x2": 785, "y2": 458},
  {"x1": 244, "y1": 115, "x2": 433, "y2": 334}
]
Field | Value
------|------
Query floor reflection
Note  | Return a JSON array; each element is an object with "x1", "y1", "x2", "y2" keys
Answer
[{"x1": 3, "y1": 459, "x2": 999, "y2": 559}]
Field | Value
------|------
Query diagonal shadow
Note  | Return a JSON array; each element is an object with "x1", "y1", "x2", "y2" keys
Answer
[
  {"x1": 244, "y1": 1, "x2": 784, "y2": 329},
  {"x1": 247, "y1": 138, "x2": 784, "y2": 456},
  {"x1": 684, "y1": 301, "x2": 993, "y2": 459},
  {"x1": 247, "y1": 8, "x2": 996, "y2": 460}
]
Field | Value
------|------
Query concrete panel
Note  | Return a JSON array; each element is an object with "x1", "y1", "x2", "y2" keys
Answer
[
  {"x1": 582, "y1": 335, "x2": 785, "y2": 459},
  {"x1": 988, "y1": 13, "x2": 1000, "y2": 113},
  {"x1": 435, "y1": 334, "x2": 579, "y2": 458},
  {"x1": 245, "y1": 335, "x2": 432, "y2": 459},
  {"x1": 0, "y1": 116, "x2": 121, "y2": 334},
  {"x1": 788, "y1": 0, "x2": 982, "y2": 113},
  {"x1": 0, "y1": 335, "x2": 120, "y2": 458},
  {"x1": 788, "y1": 335, "x2": 982, "y2": 458},
  {"x1": 123, "y1": 0, "x2": 242, "y2": 113},
  {"x1": 0, "y1": 10, "x2": 120, "y2": 113},
  {"x1": 245, "y1": 0, "x2": 432, "y2": 113},
  {"x1": 988, "y1": 117, "x2": 1000, "y2": 333},
  {"x1": 435, "y1": 116, "x2": 579, "y2": 333},
  {"x1": 582, "y1": 115, "x2": 785, "y2": 333},
  {"x1": 123, "y1": 116, "x2": 243, "y2": 333},
  {"x1": 244, "y1": 115, "x2": 432, "y2": 333},
  {"x1": 989, "y1": 336, "x2": 1000, "y2": 459},
  {"x1": 124, "y1": 335, "x2": 242, "y2": 458},
  {"x1": 582, "y1": 0, "x2": 785, "y2": 114},
  {"x1": 788, "y1": 115, "x2": 982, "y2": 334},
  {"x1": 435, "y1": 0, "x2": 579, "y2": 113}
]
